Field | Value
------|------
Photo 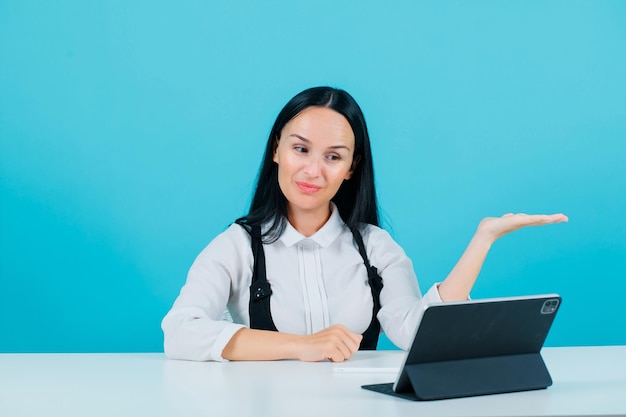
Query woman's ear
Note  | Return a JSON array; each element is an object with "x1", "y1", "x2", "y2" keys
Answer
[
  {"x1": 272, "y1": 136, "x2": 280, "y2": 163},
  {"x1": 345, "y1": 155, "x2": 361, "y2": 180}
]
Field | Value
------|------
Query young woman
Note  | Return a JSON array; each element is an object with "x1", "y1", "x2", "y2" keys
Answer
[{"x1": 162, "y1": 86, "x2": 567, "y2": 362}]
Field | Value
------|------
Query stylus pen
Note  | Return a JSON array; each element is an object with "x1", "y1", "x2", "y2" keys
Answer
[{"x1": 333, "y1": 367, "x2": 399, "y2": 374}]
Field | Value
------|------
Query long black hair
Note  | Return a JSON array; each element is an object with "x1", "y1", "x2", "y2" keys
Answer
[{"x1": 236, "y1": 86, "x2": 380, "y2": 242}]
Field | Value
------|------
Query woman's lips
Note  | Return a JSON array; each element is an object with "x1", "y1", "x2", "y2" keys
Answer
[{"x1": 296, "y1": 181, "x2": 322, "y2": 194}]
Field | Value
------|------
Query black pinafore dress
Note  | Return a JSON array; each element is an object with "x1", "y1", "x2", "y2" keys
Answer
[{"x1": 236, "y1": 222, "x2": 384, "y2": 350}]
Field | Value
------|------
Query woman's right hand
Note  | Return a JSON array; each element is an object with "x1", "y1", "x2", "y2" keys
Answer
[{"x1": 294, "y1": 324, "x2": 362, "y2": 362}]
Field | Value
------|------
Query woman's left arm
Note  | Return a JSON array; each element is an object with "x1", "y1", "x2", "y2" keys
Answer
[{"x1": 437, "y1": 213, "x2": 568, "y2": 302}]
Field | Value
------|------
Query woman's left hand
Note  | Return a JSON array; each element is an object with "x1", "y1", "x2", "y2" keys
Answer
[
  {"x1": 476, "y1": 213, "x2": 569, "y2": 245},
  {"x1": 438, "y1": 212, "x2": 568, "y2": 302}
]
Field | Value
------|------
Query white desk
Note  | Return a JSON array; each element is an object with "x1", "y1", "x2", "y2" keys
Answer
[{"x1": 0, "y1": 346, "x2": 624, "y2": 417}]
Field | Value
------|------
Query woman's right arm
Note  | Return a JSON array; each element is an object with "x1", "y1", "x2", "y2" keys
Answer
[
  {"x1": 162, "y1": 225, "x2": 362, "y2": 362},
  {"x1": 222, "y1": 325, "x2": 362, "y2": 362},
  {"x1": 161, "y1": 225, "x2": 250, "y2": 361}
]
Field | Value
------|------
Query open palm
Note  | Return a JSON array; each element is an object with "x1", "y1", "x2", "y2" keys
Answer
[{"x1": 477, "y1": 213, "x2": 569, "y2": 243}]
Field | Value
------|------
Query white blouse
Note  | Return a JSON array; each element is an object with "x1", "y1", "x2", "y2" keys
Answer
[{"x1": 162, "y1": 206, "x2": 442, "y2": 361}]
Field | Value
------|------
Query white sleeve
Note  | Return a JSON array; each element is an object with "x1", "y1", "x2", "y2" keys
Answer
[
  {"x1": 365, "y1": 227, "x2": 443, "y2": 350},
  {"x1": 161, "y1": 225, "x2": 250, "y2": 362}
]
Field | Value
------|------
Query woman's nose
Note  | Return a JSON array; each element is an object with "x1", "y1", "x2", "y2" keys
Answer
[{"x1": 303, "y1": 156, "x2": 322, "y2": 177}]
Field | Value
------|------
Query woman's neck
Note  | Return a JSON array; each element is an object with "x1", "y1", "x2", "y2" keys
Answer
[{"x1": 287, "y1": 205, "x2": 332, "y2": 237}]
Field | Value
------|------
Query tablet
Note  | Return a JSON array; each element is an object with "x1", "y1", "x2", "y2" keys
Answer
[{"x1": 362, "y1": 294, "x2": 561, "y2": 401}]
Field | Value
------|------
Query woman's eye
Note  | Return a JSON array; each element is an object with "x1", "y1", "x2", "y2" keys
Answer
[
  {"x1": 294, "y1": 146, "x2": 307, "y2": 153},
  {"x1": 326, "y1": 154, "x2": 341, "y2": 161}
]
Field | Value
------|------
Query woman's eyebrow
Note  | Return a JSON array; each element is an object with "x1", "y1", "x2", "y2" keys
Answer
[
  {"x1": 288, "y1": 134, "x2": 351, "y2": 151},
  {"x1": 289, "y1": 134, "x2": 310, "y2": 142}
]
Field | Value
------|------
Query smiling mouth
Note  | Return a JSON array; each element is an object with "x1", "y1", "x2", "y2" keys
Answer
[{"x1": 296, "y1": 181, "x2": 322, "y2": 194}]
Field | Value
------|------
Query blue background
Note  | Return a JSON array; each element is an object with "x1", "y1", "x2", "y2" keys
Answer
[{"x1": 1, "y1": 1, "x2": 625, "y2": 353}]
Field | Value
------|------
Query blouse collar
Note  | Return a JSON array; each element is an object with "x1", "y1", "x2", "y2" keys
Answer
[{"x1": 279, "y1": 203, "x2": 346, "y2": 248}]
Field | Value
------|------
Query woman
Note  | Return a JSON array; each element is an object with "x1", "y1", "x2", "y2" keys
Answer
[{"x1": 162, "y1": 86, "x2": 567, "y2": 362}]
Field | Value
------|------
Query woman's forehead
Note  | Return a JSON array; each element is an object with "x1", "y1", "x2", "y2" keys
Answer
[{"x1": 281, "y1": 107, "x2": 355, "y2": 147}]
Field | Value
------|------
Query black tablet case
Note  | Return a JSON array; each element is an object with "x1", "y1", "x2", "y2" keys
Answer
[{"x1": 362, "y1": 295, "x2": 561, "y2": 401}]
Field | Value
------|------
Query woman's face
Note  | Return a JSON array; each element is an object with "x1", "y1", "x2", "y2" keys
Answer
[{"x1": 273, "y1": 106, "x2": 356, "y2": 223}]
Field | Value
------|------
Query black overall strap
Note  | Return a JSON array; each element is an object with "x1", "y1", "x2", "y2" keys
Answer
[
  {"x1": 236, "y1": 221, "x2": 278, "y2": 331},
  {"x1": 349, "y1": 226, "x2": 384, "y2": 350},
  {"x1": 237, "y1": 222, "x2": 383, "y2": 349}
]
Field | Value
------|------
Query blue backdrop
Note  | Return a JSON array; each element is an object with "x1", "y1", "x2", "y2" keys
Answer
[{"x1": 1, "y1": 1, "x2": 625, "y2": 352}]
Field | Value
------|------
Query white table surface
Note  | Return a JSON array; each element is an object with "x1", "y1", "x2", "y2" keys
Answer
[{"x1": 0, "y1": 346, "x2": 624, "y2": 417}]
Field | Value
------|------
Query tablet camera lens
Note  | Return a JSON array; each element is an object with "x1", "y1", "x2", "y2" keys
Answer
[{"x1": 541, "y1": 299, "x2": 559, "y2": 314}]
